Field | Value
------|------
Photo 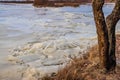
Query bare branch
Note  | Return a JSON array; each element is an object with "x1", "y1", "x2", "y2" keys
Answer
[{"x1": 106, "y1": 0, "x2": 120, "y2": 25}]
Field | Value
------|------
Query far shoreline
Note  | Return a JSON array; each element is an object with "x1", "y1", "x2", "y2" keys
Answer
[
  {"x1": 0, "y1": 1, "x2": 115, "y2": 7},
  {"x1": 0, "y1": 1, "x2": 33, "y2": 4}
]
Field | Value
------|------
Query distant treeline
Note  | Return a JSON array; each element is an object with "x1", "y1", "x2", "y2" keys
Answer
[
  {"x1": 33, "y1": 0, "x2": 92, "y2": 7},
  {"x1": 33, "y1": 0, "x2": 115, "y2": 7},
  {"x1": 0, "y1": 0, "x2": 115, "y2": 6}
]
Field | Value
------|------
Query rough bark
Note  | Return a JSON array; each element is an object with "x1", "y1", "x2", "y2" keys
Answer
[
  {"x1": 106, "y1": 0, "x2": 120, "y2": 71},
  {"x1": 92, "y1": 0, "x2": 110, "y2": 70},
  {"x1": 92, "y1": 0, "x2": 120, "y2": 71}
]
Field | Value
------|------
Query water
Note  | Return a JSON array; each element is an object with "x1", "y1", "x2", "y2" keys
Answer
[
  {"x1": 0, "y1": 3, "x2": 120, "y2": 80},
  {"x1": 0, "y1": 3, "x2": 117, "y2": 45}
]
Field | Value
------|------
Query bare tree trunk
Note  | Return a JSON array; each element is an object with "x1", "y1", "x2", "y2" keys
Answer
[
  {"x1": 92, "y1": 0, "x2": 120, "y2": 72},
  {"x1": 92, "y1": 0, "x2": 110, "y2": 71},
  {"x1": 106, "y1": 0, "x2": 120, "y2": 71}
]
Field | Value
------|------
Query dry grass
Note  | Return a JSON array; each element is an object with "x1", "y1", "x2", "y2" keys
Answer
[{"x1": 42, "y1": 35, "x2": 120, "y2": 80}]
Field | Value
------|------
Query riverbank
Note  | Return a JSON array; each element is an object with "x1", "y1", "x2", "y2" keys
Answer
[
  {"x1": 0, "y1": 0, "x2": 114, "y2": 7},
  {"x1": 42, "y1": 34, "x2": 120, "y2": 80},
  {"x1": 0, "y1": 3, "x2": 119, "y2": 80},
  {"x1": 0, "y1": 1, "x2": 33, "y2": 4}
]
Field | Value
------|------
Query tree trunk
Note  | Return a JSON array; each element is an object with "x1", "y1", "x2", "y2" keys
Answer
[
  {"x1": 106, "y1": 0, "x2": 120, "y2": 71},
  {"x1": 92, "y1": 0, "x2": 110, "y2": 71},
  {"x1": 92, "y1": 0, "x2": 120, "y2": 72}
]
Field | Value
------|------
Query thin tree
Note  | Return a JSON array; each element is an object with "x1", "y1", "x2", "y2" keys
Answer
[{"x1": 92, "y1": 0, "x2": 120, "y2": 72}]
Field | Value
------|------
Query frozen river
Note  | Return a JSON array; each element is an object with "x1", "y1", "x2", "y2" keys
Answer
[
  {"x1": 0, "y1": 3, "x2": 119, "y2": 48},
  {"x1": 0, "y1": 3, "x2": 120, "y2": 80}
]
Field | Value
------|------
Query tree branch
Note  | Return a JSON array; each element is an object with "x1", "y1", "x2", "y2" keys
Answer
[
  {"x1": 105, "y1": 0, "x2": 120, "y2": 71},
  {"x1": 106, "y1": 0, "x2": 120, "y2": 26},
  {"x1": 92, "y1": 0, "x2": 107, "y2": 36}
]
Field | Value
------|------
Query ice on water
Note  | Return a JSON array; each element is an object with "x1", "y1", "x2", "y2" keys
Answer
[{"x1": 0, "y1": 3, "x2": 120, "y2": 79}]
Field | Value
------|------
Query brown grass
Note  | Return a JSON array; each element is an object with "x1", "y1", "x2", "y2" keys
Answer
[{"x1": 42, "y1": 35, "x2": 120, "y2": 80}]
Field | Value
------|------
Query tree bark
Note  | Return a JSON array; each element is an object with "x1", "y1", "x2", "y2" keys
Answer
[
  {"x1": 92, "y1": 0, "x2": 110, "y2": 70},
  {"x1": 92, "y1": 0, "x2": 120, "y2": 72},
  {"x1": 106, "y1": 0, "x2": 120, "y2": 71}
]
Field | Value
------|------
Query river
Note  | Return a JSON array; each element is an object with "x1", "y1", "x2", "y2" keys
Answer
[{"x1": 0, "y1": 3, "x2": 120, "y2": 80}]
